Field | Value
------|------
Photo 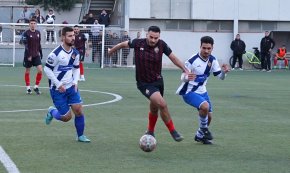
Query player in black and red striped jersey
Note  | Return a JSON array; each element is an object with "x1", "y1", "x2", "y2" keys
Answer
[
  {"x1": 109, "y1": 26, "x2": 189, "y2": 142},
  {"x1": 73, "y1": 25, "x2": 89, "y2": 81},
  {"x1": 21, "y1": 18, "x2": 43, "y2": 95}
]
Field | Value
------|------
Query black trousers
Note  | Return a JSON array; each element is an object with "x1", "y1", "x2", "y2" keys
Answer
[
  {"x1": 261, "y1": 51, "x2": 271, "y2": 70},
  {"x1": 232, "y1": 53, "x2": 243, "y2": 68}
]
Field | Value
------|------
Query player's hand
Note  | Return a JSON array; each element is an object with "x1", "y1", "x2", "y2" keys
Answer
[
  {"x1": 58, "y1": 85, "x2": 66, "y2": 93},
  {"x1": 187, "y1": 72, "x2": 196, "y2": 81},
  {"x1": 222, "y1": 64, "x2": 230, "y2": 73}
]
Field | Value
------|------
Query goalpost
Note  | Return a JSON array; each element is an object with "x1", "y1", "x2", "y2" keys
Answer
[{"x1": 0, "y1": 23, "x2": 135, "y2": 68}]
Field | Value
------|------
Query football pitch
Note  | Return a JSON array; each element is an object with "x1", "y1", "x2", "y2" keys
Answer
[{"x1": 0, "y1": 66, "x2": 290, "y2": 173}]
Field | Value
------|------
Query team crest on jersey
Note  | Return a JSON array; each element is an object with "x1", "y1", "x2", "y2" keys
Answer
[
  {"x1": 207, "y1": 61, "x2": 212, "y2": 67},
  {"x1": 79, "y1": 36, "x2": 81, "y2": 40},
  {"x1": 140, "y1": 47, "x2": 144, "y2": 51},
  {"x1": 37, "y1": 34, "x2": 40, "y2": 38},
  {"x1": 154, "y1": 47, "x2": 159, "y2": 53},
  {"x1": 71, "y1": 54, "x2": 76, "y2": 59}
]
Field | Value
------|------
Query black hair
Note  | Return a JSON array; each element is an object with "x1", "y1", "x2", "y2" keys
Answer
[
  {"x1": 200, "y1": 36, "x2": 214, "y2": 46},
  {"x1": 74, "y1": 25, "x2": 79, "y2": 28},
  {"x1": 148, "y1": 26, "x2": 161, "y2": 33},
  {"x1": 29, "y1": 18, "x2": 37, "y2": 23},
  {"x1": 62, "y1": 27, "x2": 73, "y2": 36}
]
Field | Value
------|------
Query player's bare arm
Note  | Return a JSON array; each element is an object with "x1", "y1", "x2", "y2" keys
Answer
[
  {"x1": 108, "y1": 41, "x2": 130, "y2": 56},
  {"x1": 168, "y1": 52, "x2": 189, "y2": 73}
]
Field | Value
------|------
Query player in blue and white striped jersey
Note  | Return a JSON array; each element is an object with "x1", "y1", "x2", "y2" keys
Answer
[
  {"x1": 176, "y1": 36, "x2": 229, "y2": 144},
  {"x1": 44, "y1": 26, "x2": 90, "y2": 143}
]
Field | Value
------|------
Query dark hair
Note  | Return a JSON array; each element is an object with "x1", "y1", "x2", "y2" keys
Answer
[
  {"x1": 200, "y1": 36, "x2": 214, "y2": 45},
  {"x1": 29, "y1": 18, "x2": 37, "y2": 23},
  {"x1": 62, "y1": 27, "x2": 73, "y2": 36},
  {"x1": 148, "y1": 26, "x2": 161, "y2": 33},
  {"x1": 74, "y1": 25, "x2": 79, "y2": 28}
]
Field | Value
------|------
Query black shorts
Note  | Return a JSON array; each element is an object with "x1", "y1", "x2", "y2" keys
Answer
[
  {"x1": 137, "y1": 78, "x2": 164, "y2": 99},
  {"x1": 23, "y1": 55, "x2": 42, "y2": 68}
]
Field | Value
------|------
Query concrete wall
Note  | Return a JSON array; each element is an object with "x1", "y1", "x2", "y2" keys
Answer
[{"x1": 128, "y1": 0, "x2": 290, "y2": 20}]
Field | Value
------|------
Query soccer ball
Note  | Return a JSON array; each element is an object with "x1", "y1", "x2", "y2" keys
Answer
[{"x1": 139, "y1": 134, "x2": 157, "y2": 152}]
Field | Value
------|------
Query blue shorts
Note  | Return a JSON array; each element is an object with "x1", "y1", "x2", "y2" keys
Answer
[
  {"x1": 49, "y1": 85, "x2": 82, "y2": 115},
  {"x1": 182, "y1": 92, "x2": 212, "y2": 112}
]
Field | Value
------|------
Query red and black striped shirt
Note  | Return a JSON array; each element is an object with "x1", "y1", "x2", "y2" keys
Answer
[
  {"x1": 74, "y1": 33, "x2": 87, "y2": 55},
  {"x1": 128, "y1": 38, "x2": 172, "y2": 83},
  {"x1": 23, "y1": 29, "x2": 41, "y2": 58}
]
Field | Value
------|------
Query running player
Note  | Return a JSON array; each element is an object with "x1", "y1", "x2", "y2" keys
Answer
[
  {"x1": 22, "y1": 18, "x2": 43, "y2": 95},
  {"x1": 176, "y1": 36, "x2": 229, "y2": 144},
  {"x1": 108, "y1": 26, "x2": 188, "y2": 142},
  {"x1": 44, "y1": 26, "x2": 90, "y2": 143}
]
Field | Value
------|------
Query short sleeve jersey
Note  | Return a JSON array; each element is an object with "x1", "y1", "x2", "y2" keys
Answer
[
  {"x1": 23, "y1": 29, "x2": 41, "y2": 58},
  {"x1": 176, "y1": 53, "x2": 222, "y2": 95},
  {"x1": 45, "y1": 45, "x2": 80, "y2": 88},
  {"x1": 128, "y1": 38, "x2": 172, "y2": 83},
  {"x1": 74, "y1": 33, "x2": 87, "y2": 54}
]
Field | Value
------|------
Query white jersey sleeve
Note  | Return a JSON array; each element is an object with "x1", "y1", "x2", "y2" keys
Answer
[
  {"x1": 72, "y1": 53, "x2": 80, "y2": 85},
  {"x1": 44, "y1": 52, "x2": 62, "y2": 88}
]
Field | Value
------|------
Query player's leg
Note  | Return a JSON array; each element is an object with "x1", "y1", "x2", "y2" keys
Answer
[
  {"x1": 33, "y1": 57, "x2": 43, "y2": 94},
  {"x1": 68, "y1": 86, "x2": 90, "y2": 142},
  {"x1": 145, "y1": 102, "x2": 159, "y2": 137},
  {"x1": 23, "y1": 56, "x2": 32, "y2": 94},
  {"x1": 182, "y1": 92, "x2": 212, "y2": 144},
  {"x1": 149, "y1": 92, "x2": 183, "y2": 142},
  {"x1": 45, "y1": 88, "x2": 73, "y2": 125},
  {"x1": 79, "y1": 54, "x2": 85, "y2": 81}
]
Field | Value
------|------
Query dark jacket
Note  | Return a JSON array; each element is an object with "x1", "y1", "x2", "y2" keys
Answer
[
  {"x1": 230, "y1": 39, "x2": 246, "y2": 55},
  {"x1": 260, "y1": 36, "x2": 275, "y2": 53},
  {"x1": 99, "y1": 14, "x2": 110, "y2": 27}
]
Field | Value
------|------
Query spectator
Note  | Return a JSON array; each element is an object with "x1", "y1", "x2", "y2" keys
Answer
[
  {"x1": 110, "y1": 32, "x2": 120, "y2": 66},
  {"x1": 260, "y1": 31, "x2": 275, "y2": 72},
  {"x1": 121, "y1": 31, "x2": 131, "y2": 66},
  {"x1": 98, "y1": 9, "x2": 110, "y2": 27},
  {"x1": 19, "y1": 6, "x2": 31, "y2": 23},
  {"x1": 33, "y1": 9, "x2": 45, "y2": 24},
  {"x1": 273, "y1": 45, "x2": 288, "y2": 69},
  {"x1": 136, "y1": 31, "x2": 141, "y2": 39},
  {"x1": 90, "y1": 19, "x2": 102, "y2": 63},
  {"x1": 85, "y1": 13, "x2": 95, "y2": 24},
  {"x1": 45, "y1": 8, "x2": 56, "y2": 44},
  {"x1": 230, "y1": 34, "x2": 246, "y2": 70}
]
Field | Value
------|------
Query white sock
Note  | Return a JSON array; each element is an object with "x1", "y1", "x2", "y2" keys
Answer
[
  {"x1": 34, "y1": 85, "x2": 39, "y2": 89},
  {"x1": 26, "y1": 86, "x2": 31, "y2": 90}
]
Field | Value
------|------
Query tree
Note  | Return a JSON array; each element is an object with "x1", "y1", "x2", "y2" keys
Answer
[{"x1": 25, "y1": 0, "x2": 82, "y2": 12}]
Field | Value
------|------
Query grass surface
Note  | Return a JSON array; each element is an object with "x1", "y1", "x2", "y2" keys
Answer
[{"x1": 0, "y1": 67, "x2": 290, "y2": 173}]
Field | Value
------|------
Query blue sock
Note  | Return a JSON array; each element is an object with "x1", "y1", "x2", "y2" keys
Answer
[
  {"x1": 75, "y1": 115, "x2": 85, "y2": 137},
  {"x1": 199, "y1": 115, "x2": 208, "y2": 128},
  {"x1": 51, "y1": 109, "x2": 62, "y2": 120}
]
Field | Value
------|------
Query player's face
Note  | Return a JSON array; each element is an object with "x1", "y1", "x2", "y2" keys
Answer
[
  {"x1": 200, "y1": 43, "x2": 213, "y2": 59},
  {"x1": 29, "y1": 21, "x2": 37, "y2": 31},
  {"x1": 146, "y1": 31, "x2": 160, "y2": 47},
  {"x1": 74, "y1": 27, "x2": 80, "y2": 35},
  {"x1": 63, "y1": 31, "x2": 75, "y2": 47}
]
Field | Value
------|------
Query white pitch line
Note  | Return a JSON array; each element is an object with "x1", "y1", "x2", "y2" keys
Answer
[
  {"x1": 0, "y1": 84, "x2": 123, "y2": 113},
  {"x1": 0, "y1": 146, "x2": 20, "y2": 173}
]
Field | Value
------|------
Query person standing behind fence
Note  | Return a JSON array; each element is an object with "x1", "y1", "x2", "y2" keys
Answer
[
  {"x1": 45, "y1": 8, "x2": 56, "y2": 44},
  {"x1": 98, "y1": 9, "x2": 110, "y2": 27},
  {"x1": 74, "y1": 25, "x2": 89, "y2": 81},
  {"x1": 20, "y1": 6, "x2": 31, "y2": 23},
  {"x1": 33, "y1": 9, "x2": 45, "y2": 24},
  {"x1": 230, "y1": 34, "x2": 246, "y2": 70},
  {"x1": 110, "y1": 32, "x2": 120, "y2": 66},
  {"x1": 90, "y1": 19, "x2": 102, "y2": 63},
  {"x1": 260, "y1": 31, "x2": 275, "y2": 72},
  {"x1": 121, "y1": 31, "x2": 131, "y2": 66},
  {"x1": 21, "y1": 18, "x2": 43, "y2": 95}
]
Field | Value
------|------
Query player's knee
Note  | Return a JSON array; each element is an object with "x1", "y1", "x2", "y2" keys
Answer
[
  {"x1": 199, "y1": 102, "x2": 209, "y2": 115},
  {"x1": 62, "y1": 114, "x2": 72, "y2": 122}
]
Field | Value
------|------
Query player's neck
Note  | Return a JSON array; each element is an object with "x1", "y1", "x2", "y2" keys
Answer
[{"x1": 62, "y1": 44, "x2": 72, "y2": 52}]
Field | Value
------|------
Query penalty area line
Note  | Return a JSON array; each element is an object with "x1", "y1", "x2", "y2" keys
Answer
[{"x1": 0, "y1": 146, "x2": 20, "y2": 173}]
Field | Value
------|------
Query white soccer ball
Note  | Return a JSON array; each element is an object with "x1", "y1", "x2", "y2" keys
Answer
[{"x1": 139, "y1": 134, "x2": 157, "y2": 152}]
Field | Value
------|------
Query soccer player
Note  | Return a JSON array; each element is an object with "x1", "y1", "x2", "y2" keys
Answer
[
  {"x1": 273, "y1": 45, "x2": 288, "y2": 69},
  {"x1": 21, "y1": 18, "x2": 43, "y2": 95},
  {"x1": 44, "y1": 27, "x2": 90, "y2": 143},
  {"x1": 176, "y1": 36, "x2": 229, "y2": 144},
  {"x1": 73, "y1": 25, "x2": 89, "y2": 81},
  {"x1": 108, "y1": 26, "x2": 188, "y2": 142}
]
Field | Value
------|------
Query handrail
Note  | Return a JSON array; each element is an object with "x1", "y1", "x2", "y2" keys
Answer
[{"x1": 78, "y1": 0, "x2": 91, "y2": 23}]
